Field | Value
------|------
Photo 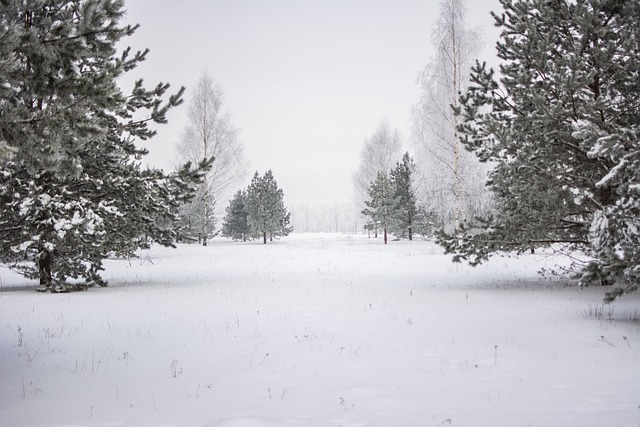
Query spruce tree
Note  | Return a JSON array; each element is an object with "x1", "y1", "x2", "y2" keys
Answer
[
  {"x1": 245, "y1": 170, "x2": 291, "y2": 244},
  {"x1": 438, "y1": 0, "x2": 640, "y2": 300},
  {"x1": 362, "y1": 171, "x2": 395, "y2": 244},
  {"x1": 0, "y1": 0, "x2": 206, "y2": 291},
  {"x1": 221, "y1": 189, "x2": 250, "y2": 241},
  {"x1": 391, "y1": 152, "x2": 419, "y2": 240}
]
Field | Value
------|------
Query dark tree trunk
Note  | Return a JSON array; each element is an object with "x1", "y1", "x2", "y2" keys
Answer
[
  {"x1": 383, "y1": 225, "x2": 388, "y2": 244},
  {"x1": 408, "y1": 226, "x2": 413, "y2": 241},
  {"x1": 263, "y1": 231, "x2": 267, "y2": 244},
  {"x1": 39, "y1": 247, "x2": 52, "y2": 288}
]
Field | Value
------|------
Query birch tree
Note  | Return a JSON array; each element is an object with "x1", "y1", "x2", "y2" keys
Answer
[
  {"x1": 176, "y1": 72, "x2": 247, "y2": 245},
  {"x1": 411, "y1": 0, "x2": 490, "y2": 229},
  {"x1": 352, "y1": 120, "x2": 403, "y2": 233}
]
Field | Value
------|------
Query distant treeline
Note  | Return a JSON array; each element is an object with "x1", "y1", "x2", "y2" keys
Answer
[{"x1": 289, "y1": 202, "x2": 361, "y2": 234}]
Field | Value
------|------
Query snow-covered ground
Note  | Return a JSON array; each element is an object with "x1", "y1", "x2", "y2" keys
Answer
[{"x1": 1, "y1": 234, "x2": 639, "y2": 427}]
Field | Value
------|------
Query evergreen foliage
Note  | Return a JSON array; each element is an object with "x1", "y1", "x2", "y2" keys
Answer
[
  {"x1": 0, "y1": 0, "x2": 206, "y2": 292},
  {"x1": 245, "y1": 170, "x2": 292, "y2": 244},
  {"x1": 361, "y1": 152, "x2": 440, "y2": 242},
  {"x1": 362, "y1": 171, "x2": 395, "y2": 244},
  {"x1": 221, "y1": 189, "x2": 250, "y2": 241},
  {"x1": 438, "y1": 0, "x2": 640, "y2": 300},
  {"x1": 390, "y1": 152, "x2": 419, "y2": 240},
  {"x1": 412, "y1": 206, "x2": 442, "y2": 239}
]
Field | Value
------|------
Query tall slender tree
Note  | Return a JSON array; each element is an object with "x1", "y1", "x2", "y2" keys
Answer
[
  {"x1": 411, "y1": 0, "x2": 490, "y2": 229},
  {"x1": 439, "y1": 0, "x2": 640, "y2": 301},
  {"x1": 391, "y1": 152, "x2": 419, "y2": 241},
  {"x1": 0, "y1": 0, "x2": 207, "y2": 291},
  {"x1": 176, "y1": 72, "x2": 247, "y2": 245}
]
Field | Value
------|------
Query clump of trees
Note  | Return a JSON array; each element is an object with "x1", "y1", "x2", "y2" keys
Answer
[
  {"x1": 361, "y1": 152, "x2": 439, "y2": 243},
  {"x1": 222, "y1": 170, "x2": 292, "y2": 244},
  {"x1": 438, "y1": 0, "x2": 640, "y2": 301},
  {"x1": 0, "y1": 0, "x2": 208, "y2": 292},
  {"x1": 352, "y1": 120, "x2": 404, "y2": 218},
  {"x1": 175, "y1": 72, "x2": 247, "y2": 246}
]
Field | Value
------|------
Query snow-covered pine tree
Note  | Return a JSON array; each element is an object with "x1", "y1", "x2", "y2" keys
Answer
[
  {"x1": 412, "y1": 206, "x2": 442, "y2": 239},
  {"x1": 277, "y1": 207, "x2": 293, "y2": 241},
  {"x1": 362, "y1": 171, "x2": 395, "y2": 244},
  {"x1": 438, "y1": 0, "x2": 640, "y2": 300},
  {"x1": 221, "y1": 189, "x2": 250, "y2": 241},
  {"x1": 0, "y1": 0, "x2": 207, "y2": 292},
  {"x1": 390, "y1": 152, "x2": 419, "y2": 240},
  {"x1": 245, "y1": 170, "x2": 291, "y2": 244}
]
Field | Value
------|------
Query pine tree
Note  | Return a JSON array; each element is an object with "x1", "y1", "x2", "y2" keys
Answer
[
  {"x1": 245, "y1": 170, "x2": 291, "y2": 244},
  {"x1": 438, "y1": 0, "x2": 640, "y2": 300},
  {"x1": 0, "y1": 0, "x2": 206, "y2": 291},
  {"x1": 221, "y1": 189, "x2": 250, "y2": 241},
  {"x1": 390, "y1": 152, "x2": 419, "y2": 240},
  {"x1": 277, "y1": 208, "x2": 293, "y2": 241},
  {"x1": 412, "y1": 206, "x2": 442, "y2": 239},
  {"x1": 362, "y1": 171, "x2": 395, "y2": 244}
]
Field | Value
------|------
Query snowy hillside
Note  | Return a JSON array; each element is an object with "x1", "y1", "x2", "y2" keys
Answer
[{"x1": 1, "y1": 234, "x2": 638, "y2": 426}]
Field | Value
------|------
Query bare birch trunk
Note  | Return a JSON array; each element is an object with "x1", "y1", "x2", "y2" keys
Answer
[
  {"x1": 451, "y1": 5, "x2": 461, "y2": 229},
  {"x1": 202, "y1": 126, "x2": 209, "y2": 246}
]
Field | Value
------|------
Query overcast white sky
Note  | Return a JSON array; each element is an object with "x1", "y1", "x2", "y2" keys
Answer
[{"x1": 121, "y1": 0, "x2": 502, "y2": 206}]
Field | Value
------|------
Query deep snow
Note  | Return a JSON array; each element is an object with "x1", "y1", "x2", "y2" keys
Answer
[{"x1": 1, "y1": 233, "x2": 639, "y2": 427}]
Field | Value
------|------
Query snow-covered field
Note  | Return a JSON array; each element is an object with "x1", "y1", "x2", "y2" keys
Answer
[{"x1": 1, "y1": 234, "x2": 639, "y2": 427}]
